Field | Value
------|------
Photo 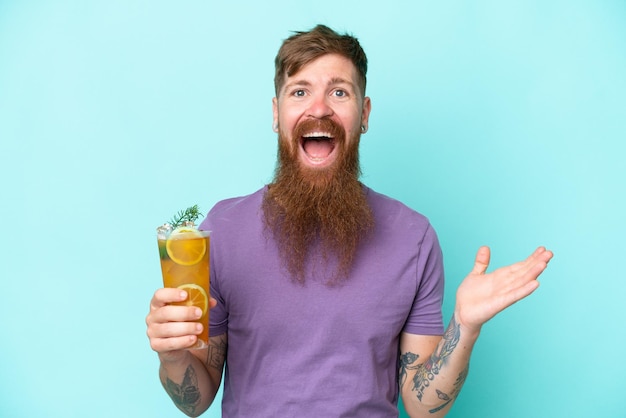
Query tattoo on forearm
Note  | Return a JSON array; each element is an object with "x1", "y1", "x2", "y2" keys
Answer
[
  {"x1": 429, "y1": 365, "x2": 469, "y2": 413},
  {"x1": 399, "y1": 316, "x2": 464, "y2": 409},
  {"x1": 207, "y1": 335, "x2": 227, "y2": 371},
  {"x1": 399, "y1": 351, "x2": 421, "y2": 388},
  {"x1": 165, "y1": 365, "x2": 201, "y2": 415},
  {"x1": 412, "y1": 316, "x2": 461, "y2": 400}
]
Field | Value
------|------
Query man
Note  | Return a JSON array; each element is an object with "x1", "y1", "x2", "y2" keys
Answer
[{"x1": 146, "y1": 25, "x2": 553, "y2": 417}]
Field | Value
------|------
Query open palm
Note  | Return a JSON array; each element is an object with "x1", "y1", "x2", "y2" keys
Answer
[{"x1": 455, "y1": 246, "x2": 554, "y2": 333}]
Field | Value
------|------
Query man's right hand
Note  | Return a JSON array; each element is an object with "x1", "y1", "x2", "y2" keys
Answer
[{"x1": 146, "y1": 288, "x2": 216, "y2": 359}]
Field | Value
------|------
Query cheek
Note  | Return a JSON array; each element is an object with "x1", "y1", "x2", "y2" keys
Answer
[
  {"x1": 337, "y1": 107, "x2": 362, "y2": 130},
  {"x1": 341, "y1": 118, "x2": 361, "y2": 138},
  {"x1": 277, "y1": 105, "x2": 302, "y2": 130}
]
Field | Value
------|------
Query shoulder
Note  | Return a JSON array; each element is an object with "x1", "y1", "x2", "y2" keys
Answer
[
  {"x1": 198, "y1": 187, "x2": 266, "y2": 231},
  {"x1": 365, "y1": 186, "x2": 432, "y2": 232},
  {"x1": 210, "y1": 187, "x2": 266, "y2": 216}
]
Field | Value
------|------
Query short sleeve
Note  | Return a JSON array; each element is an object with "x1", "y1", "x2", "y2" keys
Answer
[{"x1": 402, "y1": 224, "x2": 445, "y2": 335}]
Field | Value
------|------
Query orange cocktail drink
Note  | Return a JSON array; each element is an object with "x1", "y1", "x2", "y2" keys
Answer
[{"x1": 157, "y1": 225, "x2": 210, "y2": 349}]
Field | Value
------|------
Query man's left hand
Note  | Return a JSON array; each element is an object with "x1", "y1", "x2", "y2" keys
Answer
[{"x1": 454, "y1": 246, "x2": 554, "y2": 334}]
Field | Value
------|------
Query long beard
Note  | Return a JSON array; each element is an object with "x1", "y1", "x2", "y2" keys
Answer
[{"x1": 262, "y1": 119, "x2": 374, "y2": 285}]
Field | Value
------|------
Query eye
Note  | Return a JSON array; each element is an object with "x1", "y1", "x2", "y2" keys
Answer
[
  {"x1": 333, "y1": 89, "x2": 347, "y2": 97},
  {"x1": 292, "y1": 89, "x2": 306, "y2": 97}
]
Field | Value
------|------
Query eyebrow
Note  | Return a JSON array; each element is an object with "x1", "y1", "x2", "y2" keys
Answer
[
  {"x1": 328, "y1": 77, "x2": 353, "y2": 87},
  {"x1": 284, "y1": 80, "x2": 312, "y2": 90},
  {"x1": 282, "y1": 77, "x2": 356, "y2": 94}
]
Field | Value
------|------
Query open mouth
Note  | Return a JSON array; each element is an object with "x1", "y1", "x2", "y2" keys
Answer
[{"x1": 301, "y1": 131, "x2": 336, "y2": 163}]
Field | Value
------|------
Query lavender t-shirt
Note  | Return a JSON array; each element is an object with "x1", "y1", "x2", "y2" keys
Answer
[{"x1": 199, "y1": 186, "x2": 444, "y2": 417}]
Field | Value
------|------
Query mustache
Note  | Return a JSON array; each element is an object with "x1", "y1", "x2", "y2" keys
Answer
[{"x1": 292, "y1": 118, "x2": 346, "y2": 143}]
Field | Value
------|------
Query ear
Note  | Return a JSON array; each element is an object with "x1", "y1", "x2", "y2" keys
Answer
[
  {"x1": 272, "y1": 97, "x2": 279, "y2": 132},
  {"x1": 361, "y1": 96, "x2": 372, "y2": 131}
]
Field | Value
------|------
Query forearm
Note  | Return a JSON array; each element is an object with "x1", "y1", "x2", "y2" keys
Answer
[
  {"x1": 159, "y1": 335, "x2": 226, "y2": 417},
  {"x1": 400, "y1": 314, "x2": 479, "y2": 417}
]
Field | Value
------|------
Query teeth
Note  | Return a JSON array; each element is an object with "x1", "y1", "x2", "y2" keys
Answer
[{"x1": 302, "y1": 131, "x2": 333, "y2": 138}]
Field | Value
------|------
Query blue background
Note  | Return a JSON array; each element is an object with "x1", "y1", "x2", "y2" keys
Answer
[{"x1": 1, "y1": 1, "x2": 625, "y2": 417}]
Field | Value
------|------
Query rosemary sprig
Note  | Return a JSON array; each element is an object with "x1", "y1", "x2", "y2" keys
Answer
[{"x1": 169, "y1": 205, "x2": 202, "y2": 228}]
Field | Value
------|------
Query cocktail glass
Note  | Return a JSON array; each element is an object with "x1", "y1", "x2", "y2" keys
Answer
[{"x1": 157, "y1": 223, "x2": 210, "y2": 349}]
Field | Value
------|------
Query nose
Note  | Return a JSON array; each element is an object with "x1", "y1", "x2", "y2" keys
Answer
[{"x1": 306, "y1": 95, "x2": 334, "y2": 119}]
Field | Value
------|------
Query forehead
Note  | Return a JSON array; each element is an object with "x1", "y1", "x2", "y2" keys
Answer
[{"x1": 284, "y1": 54, "x2": 359, "y2": 88}]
